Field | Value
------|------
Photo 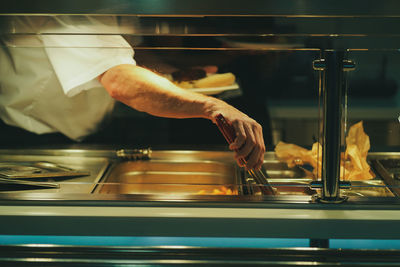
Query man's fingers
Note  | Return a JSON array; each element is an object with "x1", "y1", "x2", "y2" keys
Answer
[
  {"x1": 229, "y1": 121, "x2": 246, "y2": 150},
  {"x1": 232, "y1": 124, "x2": 255, "y2": 169},
  {"x1": 235, "y1": 122, "x2": 265, "y2": 170},
  {"x1": 217, "y1": 113, "x2": 265, "y2": 170}
]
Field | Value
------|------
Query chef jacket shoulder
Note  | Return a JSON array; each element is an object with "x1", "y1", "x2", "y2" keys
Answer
[
  {"x1": 5, "y1": 15, "x2": 137, "y2": 97},
  {"x1": 42, "y1": 34, "x2": 136, "y2": 97}
]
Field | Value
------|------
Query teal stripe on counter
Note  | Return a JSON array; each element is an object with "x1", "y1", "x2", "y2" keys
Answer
[
  {"x1": 2, "y1": 236, "x2": 400, "y2": 249},
  {"x1": 330, "y1": 239, "x2": 400, "y2": 249},
  {"x1": 0, "y1": 235, "x2": 308, "y2": 248}
]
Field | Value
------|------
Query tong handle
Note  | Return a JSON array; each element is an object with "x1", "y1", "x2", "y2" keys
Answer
[
  {"x1": 215, "y1": 114, "x2": 235, "y2": 144},
  {"x1": 215, "y1": 114, "x2": 246, "y2": 166}
]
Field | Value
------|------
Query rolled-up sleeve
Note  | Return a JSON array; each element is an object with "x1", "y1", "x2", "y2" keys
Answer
[{"x1": 43, "y1": 34, "x2": 136, "y2": 97}]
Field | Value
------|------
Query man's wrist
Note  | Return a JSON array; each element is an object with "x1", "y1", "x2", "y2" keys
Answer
[{"x1": 201, "y1": 97, "x2": 226, "y2": 122}]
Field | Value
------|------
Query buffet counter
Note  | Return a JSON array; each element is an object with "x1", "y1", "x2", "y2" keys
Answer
[{"x1": 0, "y1": 148, "x2": 399, "y2": 241}]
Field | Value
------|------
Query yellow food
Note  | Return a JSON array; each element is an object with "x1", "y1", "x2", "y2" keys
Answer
[
  {"x1": 174, "y1": 81, "x2": 194, "y2": 89},
  {"x1": 275, "y1": 121, "x2": 374, "y2": 181},
  {"x1": 193, "y1": 73, "x2": 235, "y2": 88},
  {"x1": 195, "y1": 186, "x2": 238, "y2": 195},
  {"x1": 164, "y1": 69, "x2": 236, "y2": 89}
]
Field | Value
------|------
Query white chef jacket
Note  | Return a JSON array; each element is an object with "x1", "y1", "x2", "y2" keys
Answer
[{"x1": 0, "y1": 16, "x2": 136, "y2": 140}]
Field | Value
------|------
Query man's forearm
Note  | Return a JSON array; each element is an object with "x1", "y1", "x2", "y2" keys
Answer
[{"x1": 99, "y1": 64, "x2": 225, "y2": 121}]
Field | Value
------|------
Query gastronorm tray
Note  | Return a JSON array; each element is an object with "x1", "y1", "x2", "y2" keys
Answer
[{"x1": 0, "y1": 161, "x2": 90, "y2": 179}]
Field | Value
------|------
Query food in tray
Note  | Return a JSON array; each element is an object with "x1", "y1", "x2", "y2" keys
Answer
[
  {"x1": 275, "y1": 121, "x2": 375, "y2": 181},
  {"x1": 195, "y1": 186, "x2": 238, "y2": 195},
  {"x1": 164, "y1": 66, "x2": 236, "y2": 90}
]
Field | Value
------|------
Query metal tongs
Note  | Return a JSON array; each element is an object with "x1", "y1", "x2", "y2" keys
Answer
[{"x1": 215, "y1": 114, "x2": 275, "y2": 195}]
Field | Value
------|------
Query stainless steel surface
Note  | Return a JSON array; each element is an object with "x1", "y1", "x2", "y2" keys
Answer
[
  {"x1": 96, "y1": 150, "x2": 314, "y2": 196},
  {"x1": 371, "y1": 156, "x2": 400, "y2": 197},
  {"x1": 0, "y1": 149, "x2": 397, "y2": 200},
  {"x1": 94, "y1": 151, "x2": 393, "y2": 198},
  {"x1": 247, "y1": 168, "x2": 276, "y2": 195},
  {"x1": 247, "y1": 160, "x2": 315, "y2": 196},
  {"x1": 0, "y1": 161, "x2": 90, "y2": 179},
  {"x1": 0, "y1": 177, "x2": 59, "y2": 189},
  {"x1": 96, "y1": 160, "x2": 241, "y2": 195},
  {"x1": 0, "y1": 152, "x2": 109, "y2": 193}
]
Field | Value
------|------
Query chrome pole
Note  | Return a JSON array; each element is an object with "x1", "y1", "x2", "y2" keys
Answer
[
  {"x1": 312, "y1": 50, "x2": 354, "y2": 203},
  {"x1": 321, "y1": 50, "x2": 344, "y2": 201}
]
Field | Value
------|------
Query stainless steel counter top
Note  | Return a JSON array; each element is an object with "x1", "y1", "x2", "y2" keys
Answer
[{"x1": 0, "y1": 153, "x2": 110, "y2": 194}]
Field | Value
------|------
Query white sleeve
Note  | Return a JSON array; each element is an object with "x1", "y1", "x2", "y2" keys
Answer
[{"x1": 42, "y1": 34, "x2": 136, "y2": 97}]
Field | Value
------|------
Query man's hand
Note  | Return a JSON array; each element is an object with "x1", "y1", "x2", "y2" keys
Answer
[{"x1": 209, "y1": 105, "x2": 266, "y2": 170}]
